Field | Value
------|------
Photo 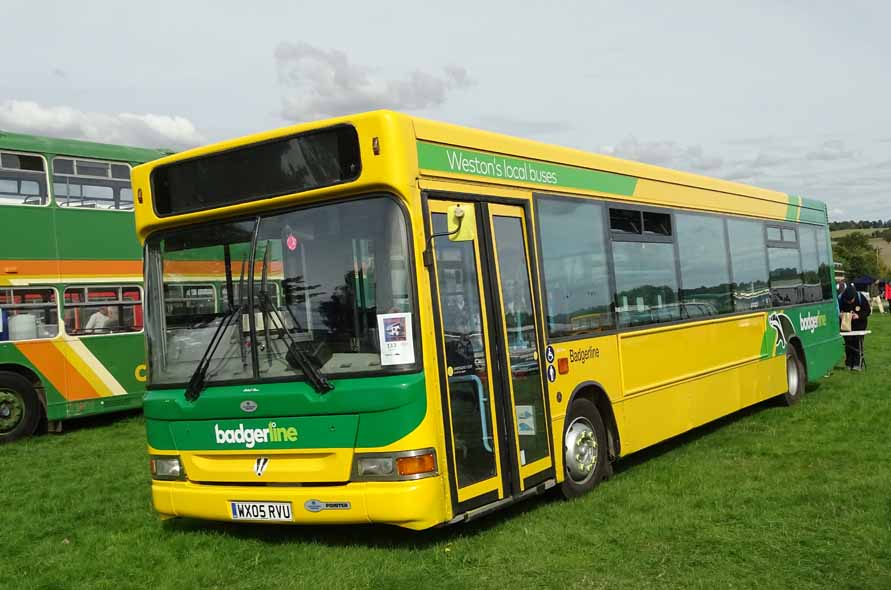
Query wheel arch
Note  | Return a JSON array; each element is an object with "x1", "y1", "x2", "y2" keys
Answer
[
  {"x1": 787, "y1": 337, "x2": 809, "y2": 383},
  {"x1": 567, "y1": 380, "x2": 621, "y2": 460},
  {"x1": 0, "y1": 364, "x2": 48, "y2": 412}
]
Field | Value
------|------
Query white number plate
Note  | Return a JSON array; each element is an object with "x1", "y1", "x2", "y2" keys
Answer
[{"x1": 229, "y1": 501, "x2": 293, "y2": 522}]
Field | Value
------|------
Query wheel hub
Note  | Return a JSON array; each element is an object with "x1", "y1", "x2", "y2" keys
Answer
[
  {"x1": 565, "y1": 417, "x2": 598, "y2": 483},
  {"x1": 786, "y1": 353, "x2": 799, "y2": 396},
  {"x1": 0, "y1": 389, "x2": 24, "y2": 433}
]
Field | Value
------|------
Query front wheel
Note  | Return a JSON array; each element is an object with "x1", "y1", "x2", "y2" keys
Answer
[
  {"x1": 0, "y1": 372, "x2": 41, "y2": 443},
  {"x1": 780, "y1": 346, "x2": 805, "y2": 406},
  {"x1": 560, "y1": 398, "x2": 610, "y2": 499}
]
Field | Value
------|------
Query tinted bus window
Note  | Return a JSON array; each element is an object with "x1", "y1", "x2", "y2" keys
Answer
[
  {"x1": 612, "y1": 241, "x2": 679, "y2": 327},
  {"x1": 727, "y1": 219, "x2": 770, "y2": 311},
  {"x1": 537, "y1": 198, "x2": 614, "y2": 336},
  {"x1": 676, "y1": 213, "x2": 732, "y2": 316},
  {"x1": 799, "y1": 225, "x2": 822, "y2": 303},
  {"x1": 768, "y1": 247, "x2": 803, "y2": 307}
]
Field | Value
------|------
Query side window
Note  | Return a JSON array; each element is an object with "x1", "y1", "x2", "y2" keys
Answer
[
  {"x1": 798, "y1": 225, "x2": 822, "y2": 303},
  {"x1": 0, "y1": 288, "x2": 59, "y2": 340},
  {"x1": 0, "y1": 151, "x2": 49, "y2": 206},
  {"x1": 52, "y1": 157, "x2": 133, "y2": 210},
  {"x1": 163, "y1": 284, "x2": 217, "y2": 324},
  {"x1": 609, "y1": 207, "x2": 679, "y2": 327},
  {"x1": 766, "y1": 225, "x2": 803, "y2": 307},
  {"x1": 63, "y1": 286, "x2": 143, "y2": 335},
  {"x1": 537, "y1": 197, "x2": 614, "y2": 337},
  {"x1": 815, "y1": 226, "x2": 833, "y2": 300},
  {"x1": 675, "y1": 213, "x2": 732, "y2": 316},
  {"x1": 727, "y1": 219, "x2": 770, "y2": 311}
]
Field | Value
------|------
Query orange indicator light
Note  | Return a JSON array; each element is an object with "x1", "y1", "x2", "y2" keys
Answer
[{"x1": 396, "y1": 453, "x2": 436, "y2": 476}]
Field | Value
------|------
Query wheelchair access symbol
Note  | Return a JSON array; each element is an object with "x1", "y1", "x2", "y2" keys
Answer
[{"x1": 545, "y1": 346, "x2": 555, "y2": 364}]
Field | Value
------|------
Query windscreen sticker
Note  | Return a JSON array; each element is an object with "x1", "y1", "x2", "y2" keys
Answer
[
  {"x1": 516, "y1": 405, "x2": 536, "y2": 436},
  {"x1": 377, "y1": 313, "x2": 415, "y2": 366}
]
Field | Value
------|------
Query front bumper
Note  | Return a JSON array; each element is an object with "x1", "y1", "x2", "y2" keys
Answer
[{"x1": 151, "y1": 475, "x2": 448, "y2": 530}]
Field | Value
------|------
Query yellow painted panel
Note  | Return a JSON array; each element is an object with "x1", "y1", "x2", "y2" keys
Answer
[
  {"x1": 544, "y1": 334, "x2": 621, "y2": 484},
  {"x1": 619, "y1": 314, "x2": 767, "y2": 396},
  {"x1": 633, "y1": 178, "x2": 789, "y2": 220}
]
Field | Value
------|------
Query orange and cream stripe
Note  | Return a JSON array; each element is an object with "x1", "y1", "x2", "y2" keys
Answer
[
  {"x1": 0, "y1": 259, "x2": 142, "y2": 286},
  {"x1": 15, "y1": 338, "x2": 127, "y2": 401}
]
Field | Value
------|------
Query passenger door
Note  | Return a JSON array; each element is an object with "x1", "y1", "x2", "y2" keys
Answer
[{"x1": 427, "y1": 198, "x2": 553, "y2": 514}]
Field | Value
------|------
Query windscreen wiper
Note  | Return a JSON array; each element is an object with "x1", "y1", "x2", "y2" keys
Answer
[
  {"x1": 184, "y1": 302, "x2": 243, "y2": 402},
  {"x1": 184, "y1": 222, "x2": 258, "y2": 402},
  {"x1": 255, "y1": 246, "x2": 333, "y2": 394}
]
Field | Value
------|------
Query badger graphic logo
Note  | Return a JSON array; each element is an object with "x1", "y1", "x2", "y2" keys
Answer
[{"x1": 768, "y1": 312, "x2": 796, "y2": 350}]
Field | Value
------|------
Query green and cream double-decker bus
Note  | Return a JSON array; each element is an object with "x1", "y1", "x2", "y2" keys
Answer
[
  {"x1": 133, "y1": 111, "x2": 841, "y2": 530},
  {"x1": 0, "y1": 131, "x2": 169, "y2": 441}
]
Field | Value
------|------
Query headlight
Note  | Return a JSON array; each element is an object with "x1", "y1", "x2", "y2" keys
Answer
[
  {"x1": 150, "y1": 455, "x2": 186, "y2": 480},
  {"x1": 352, "y1": 448, "x2": 437, "y2": 481}
]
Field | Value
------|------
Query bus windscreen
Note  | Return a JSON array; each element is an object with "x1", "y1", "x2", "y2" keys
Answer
[{"x1": 151, "y1": 125, "x2": 361, "y2": 216}]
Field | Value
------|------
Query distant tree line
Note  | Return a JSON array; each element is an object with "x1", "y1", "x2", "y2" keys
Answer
[
  {"x1": 829, "y1": 219, "x2": 891, "y2": 231},
  {"x1": 832, "y1": 232, "x2": 890, "y2": 279}
]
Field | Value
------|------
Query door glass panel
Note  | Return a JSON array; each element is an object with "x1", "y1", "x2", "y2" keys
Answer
[
  {"x1": 492, "y1": 215, "x2": 548, "y2": 466},
  {"x1": 432, "y1": 213, "x2": 497, "y2": 488}
]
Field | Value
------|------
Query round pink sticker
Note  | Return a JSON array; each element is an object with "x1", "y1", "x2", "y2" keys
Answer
[{"x1": 286, "y1": 235, "x2": 298, "y2": 251}]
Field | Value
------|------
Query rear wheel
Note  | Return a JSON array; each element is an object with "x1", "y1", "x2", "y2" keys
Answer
[
  {"x1": 780, "y1": 346, "x2": 805, "y2": 406},
  {"x1": 560, "y1": 398, "x2": 610, "y2": 499},
  {"x1": 0, "y1": 372, "x2": 41, "y2": 443}
]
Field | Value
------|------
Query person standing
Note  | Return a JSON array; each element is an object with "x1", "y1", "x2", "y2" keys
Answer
[{"x1": 838, "y1": 284, "x2": 871, "y2": 370}]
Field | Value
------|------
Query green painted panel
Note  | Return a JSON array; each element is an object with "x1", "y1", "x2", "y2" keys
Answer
[
  {"x1": 80, "y1": 333, "x2": 146, "y2": 395},
  {"x1": 144, "y1": 372, "x2": 427, "y2": 450},
  {"x1": 416, "y1": 141, "x2": 638, "y2": 196},
  {"x1": 764, "y1": 301, "x2": 842, "y2": 378},
  {"x1": 0, "y1": 131, "x2": 170, "y2": 163},
  {"x1": 148, "y1": 413, "x2": 359, "y2": 451},
  {"x1": 784, "y1": 194, "x2": 801, "y2": 222},
  {"x1": 61, "y1": 392, "x2": 143, "y2": 420},
  {"x1": 54, "y1": 208, "x2": 142, "y2": 260},
  {"x1": 0, "y1": 207, "x2": 57, "y2": 259}
]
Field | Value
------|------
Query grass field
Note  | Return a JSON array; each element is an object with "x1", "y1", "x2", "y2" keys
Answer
[{"x1": 3, "y1": 319, "x2": 891, "y2": 590}]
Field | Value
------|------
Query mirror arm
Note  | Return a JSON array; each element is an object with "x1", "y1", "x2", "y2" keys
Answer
[{"x1": 422, "y1": 217, "x2": 463, "y2": 268}]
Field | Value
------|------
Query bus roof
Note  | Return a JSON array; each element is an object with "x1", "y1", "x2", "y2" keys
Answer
[
  {"x1": 0, "y1": 130, "x2": 172, "y2": 163},
  {"x1": 132, "y1": 110, "x2": 827, "y2": 233}
]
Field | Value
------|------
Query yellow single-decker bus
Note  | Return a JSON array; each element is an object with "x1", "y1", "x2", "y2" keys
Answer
[{"x1": 132, "y1": 111, "x2": 841, "y2": 529}]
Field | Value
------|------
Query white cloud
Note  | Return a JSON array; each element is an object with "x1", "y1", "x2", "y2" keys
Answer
[
  {"x1": 601, "y1": 136, "x2": 723, "y2": 172},
  {"x1": 0, "y1": 100, "x2": 205, "y2": 150},
  {"x1": 806, "y1": 139, "x2": 857, "y2": 161},
  {"x1": 275, "y1": 42, "x2": 473, "y2": 122}
]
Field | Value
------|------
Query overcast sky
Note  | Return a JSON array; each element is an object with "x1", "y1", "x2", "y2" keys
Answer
[{"x1": 2, "y1": 0, "x2": 889, "y2": 220}]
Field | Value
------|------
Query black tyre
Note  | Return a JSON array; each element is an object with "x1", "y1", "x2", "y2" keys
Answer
[
  {"x1": 0, "y1": 371, "x2": 41, "y2": 443},
  {"x1": 560, "y1": 398, "x2": 611, "y2": 499},
  {"x1": 780, "y1": 346, "x2": 805, "y2": 406}
]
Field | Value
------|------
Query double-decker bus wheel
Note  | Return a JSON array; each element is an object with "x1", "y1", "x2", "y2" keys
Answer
[
  {"x1": 561, "y1": 397, "x2": 610, "y2": 499},
  {"x1": 0, "y1": 372, "x2": 41, "y2": 443}
]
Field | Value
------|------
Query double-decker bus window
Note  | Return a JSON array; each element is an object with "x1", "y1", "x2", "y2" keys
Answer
[
  {"x1": 0, "y1": 151, "x2": 48, "y2": 206},
  {"x1": 537, "y1": 197, "x2": 614, "y2": 337},
  {"x1": 63, "y1": 285, "x2": 143, "y2": 335},
  {"x1": 676, "y1": 213, "x2": 732, "y2": 317},
  {"x1": 0, "y1": 288, "x2": 58, "y2": 340},
  {"x1": 52, "y1": 157, "x2": 133, "y2": 210}
]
